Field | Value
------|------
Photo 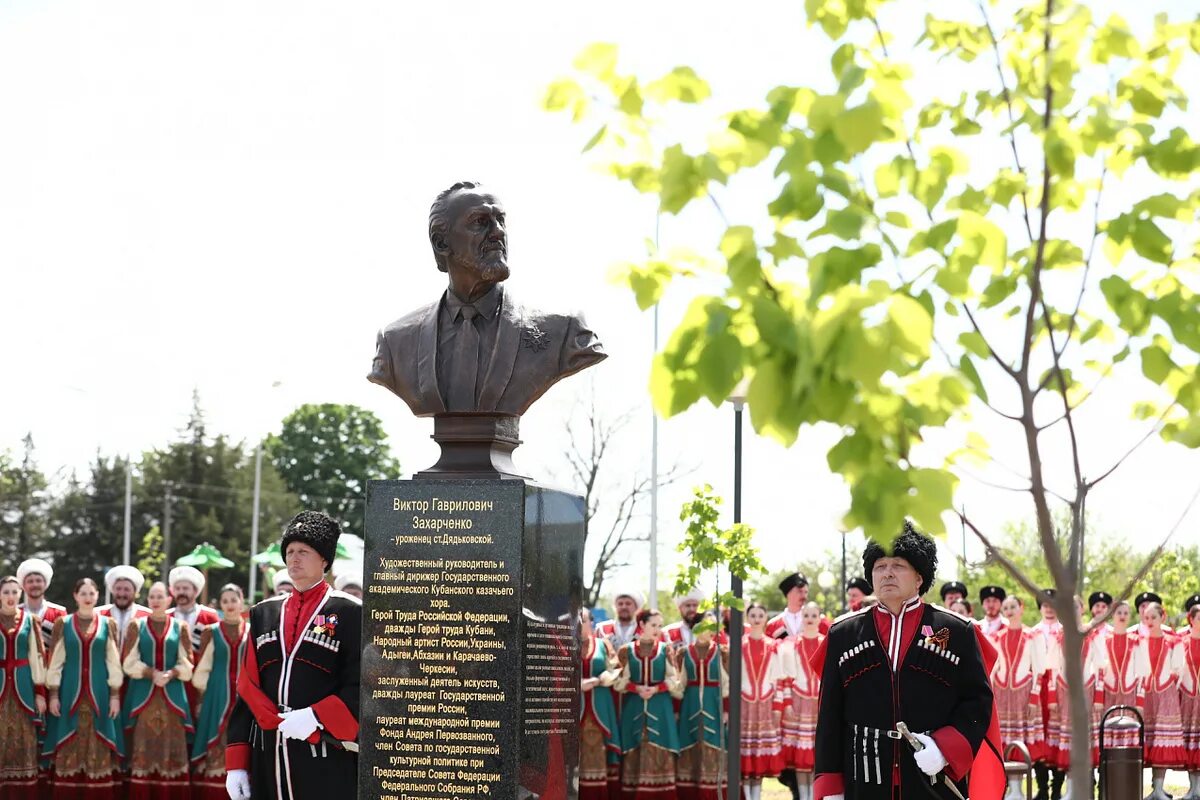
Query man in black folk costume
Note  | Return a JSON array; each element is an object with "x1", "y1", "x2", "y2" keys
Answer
[
  {"x1": 813, "y1": 522, "x2": 1004, "y2": 800},
  {"x1": 224, "y1": 511, "x2": 362, "y2": 800}
]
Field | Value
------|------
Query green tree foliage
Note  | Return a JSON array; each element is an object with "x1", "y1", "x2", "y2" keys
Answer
[
  {"x1": 547, "y1": 1, "x2": 1199, "y2": 785},
  {"x1": 133, "y1": 393, "x2": 298, "y2": 592},
  {"x1": 673, "y1": 485, "x2": 766, "y2": 624},
  {"x1": 0, "y1": 434, "x2": 52, "y2": 578},
  {"x1": 43, "y1": 455, "x2": 129, "y2": 605},
  {"x1": 265, "y1": 403, "x2": 401, "y2": 535}
]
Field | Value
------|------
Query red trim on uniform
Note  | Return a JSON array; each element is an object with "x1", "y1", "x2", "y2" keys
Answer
[
  {"x1": 235, "y1": 632, "x2": 282, "y2": 730},
  {"x1": 225, "y1": 741, "x2": 250, "y2": 771},
  {"x1": 813, "y1": 773, "x2": 844, "y2": 800},
  {"x1": 931, "y1": 726, "x2": 973, "y2": 780},
  {"x1": 312, "y1": 694, "x2": 359, "y2": 741}
]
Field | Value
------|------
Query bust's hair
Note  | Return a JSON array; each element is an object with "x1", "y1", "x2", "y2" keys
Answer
[{"x1": 429, "y1": 181, "x2": 482, "y2": 272}]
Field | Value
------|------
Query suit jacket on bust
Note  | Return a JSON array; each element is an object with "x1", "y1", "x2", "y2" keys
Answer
[{"x1": 368, "y1": 284, "x2": 605, "y2": 416}]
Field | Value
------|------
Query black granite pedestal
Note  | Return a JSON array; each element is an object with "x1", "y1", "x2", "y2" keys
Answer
[{"x1": 360, "y1": 479, "x2": 584, "y2": 800}]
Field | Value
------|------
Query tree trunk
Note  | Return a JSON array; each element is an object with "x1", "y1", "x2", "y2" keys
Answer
[{"x1": 1058, "y1": 596, "x2": 1093, "y2": 799}]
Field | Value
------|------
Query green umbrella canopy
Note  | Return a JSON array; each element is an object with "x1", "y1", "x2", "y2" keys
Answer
[
  {"x1": 175, "y1": 542, "x2": 235, "y2": 569},
  {"x1": 252, "y1": 542, "x2": 285, "y2": 567},
  {"x1": 253, "y1": 539, "x2": 352, "y2": 567}
]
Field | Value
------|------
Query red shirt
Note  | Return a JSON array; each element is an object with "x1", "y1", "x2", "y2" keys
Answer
[
  {"x1": 872, "y1": 596, "x2": 924, "y2": 669},
  {"x1": 283, "y1": 580, "x2": 330, "y2": 653}
]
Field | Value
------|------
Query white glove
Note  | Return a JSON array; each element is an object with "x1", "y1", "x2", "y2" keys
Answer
[
  {"x1": 278, "y1": 706, "x2": 322, "y2": 740},
  {"x1": 912, "y1": 732, "x2": 948, "y2": 776},
  {"x1": 225, "y1": 769, "x2": 251, "y2": 800}
]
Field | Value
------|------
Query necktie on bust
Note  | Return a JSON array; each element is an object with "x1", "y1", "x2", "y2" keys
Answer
[{"x1": 448, "y1": 305, "x2": 480, "y2": 411}]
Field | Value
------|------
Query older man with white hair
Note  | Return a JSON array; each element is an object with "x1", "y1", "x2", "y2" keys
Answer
[
  {"x1": 594, "y1": 588, "x2": 643, "y2": 647},
  {"x1": 168, "y1": 565, "x2": 221, "y2": 651},
  {"x1": 17, "y1": 557, "x2": 67, "y2": 645},
  {"x1": 97, "y1": 564, "x2": 151, "y2": 648}
]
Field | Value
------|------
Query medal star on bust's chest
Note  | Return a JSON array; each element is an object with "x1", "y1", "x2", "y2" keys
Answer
[{"x1": 521, "y1": 325, "x2": 550, "y2": 352}]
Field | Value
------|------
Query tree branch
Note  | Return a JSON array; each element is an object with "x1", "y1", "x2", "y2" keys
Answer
[
  {"x1": 976, "y1": 0, "x2": 1034, "y2": 242},
  {"x1": 963, "y1": 304, "x2": 1019, "y2": 379},
  {"x1": 960, "y1": 512, "x2": 1044, "y2": 600},
  {"x1": 1085, "y1": 402, "x2": 1178, "y2": 490}
]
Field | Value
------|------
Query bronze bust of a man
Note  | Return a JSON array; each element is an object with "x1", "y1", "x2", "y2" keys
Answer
[{"x1": 368, "y1": 182, "x2": 606, "y2": 417}]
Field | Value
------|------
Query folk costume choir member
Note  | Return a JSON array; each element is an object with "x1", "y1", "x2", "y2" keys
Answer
[
  {"x1": 616, "y1": 608, "x2": 682, "y2": 800},
  {"x1": 778, "y1": 601, "x2": 824, "y2": 800},
  {"x1": 191, "y1": 583, "x2": 250, "y2": 800},
  {"x1": 598, "y1": 590, "x2": 645, "y2": 649},
  {"x1": 120, "y1": 581, "x2": 194, "y2": 800},
  {"x1": 740, "y1": 602, "x2": 786, "y2": 800},
  {"x1": 1175, "y1": 599, "x2": 1200, "y2": 800},
  {"x1": 43, "y1": 578, "x2": 124, "y2": 800},
  {"x1": 17, "y1": 559, "x2": 66, "y2": 649},
  {"x1": 579, "y1": 607, "x2": 623, "y2": 800},
  {"x1": 988, "y1": 595, "x2": 1044, "y2": 800},
  {"x1": 224, "y1": 511, "x2": 362, "y2": 800},
  {"x1": 674, "y1": 612, "x2": 727, "y2": 800},
  {"x1": 0, "y1": 575, "x2": 47, "y2": 800}
]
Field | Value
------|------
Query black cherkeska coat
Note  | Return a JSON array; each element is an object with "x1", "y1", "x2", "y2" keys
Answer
[
  {"x1": 227, "y1": 587, "x2": 362, "y2": 800},
  {"x1": 814, "y1": 602, "x2": 994, "y2": 800}
]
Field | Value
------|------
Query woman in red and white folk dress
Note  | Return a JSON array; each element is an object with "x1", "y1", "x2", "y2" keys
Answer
[
  {"x1": 1087, "y1": 601, "x2": 1143, "y2": 756},
  {"x1": 778, "y1": 602, "x2": 823, "y2": 800},
  {"x1": 1138, "y1": 602, "x2": 1185, "y2": 800},
  {"x1": 740, "y1": 602, "x2": 785, "y2": 800},
  {"x1": 989, "y1": 595, "x2": 1045, "y2": 800},
  {"x1": 1030, "y1": 591, "x2": 1065, "y2": 800},
  {"x1": 1170, "y1": 602, "x2": 1200, "y2": 800}
]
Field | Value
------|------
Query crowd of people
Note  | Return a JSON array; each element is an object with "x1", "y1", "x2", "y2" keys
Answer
[
  {"x1": 582, "y1": 575, "x2": 830, "y2": 800},
  {"x1": 0, "y1": 542, "x2": 365, "y2": 800},
  {"x1": 581, "y1": 574, "x2": 1200, "y2": 800}
]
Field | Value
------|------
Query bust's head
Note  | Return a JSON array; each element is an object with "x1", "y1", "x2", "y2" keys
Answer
[{"x1": 429, "y1": 182, "x2": 510, "y2": 295}]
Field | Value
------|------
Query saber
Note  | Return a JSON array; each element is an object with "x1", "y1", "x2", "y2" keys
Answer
[{"x1": 896, "y1": 722, "x2": 967, "y2": 800}]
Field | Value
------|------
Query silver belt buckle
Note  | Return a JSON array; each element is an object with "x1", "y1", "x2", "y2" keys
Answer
[{"x1": 886, "y1": 730, "x2": 903, "y2": 739}]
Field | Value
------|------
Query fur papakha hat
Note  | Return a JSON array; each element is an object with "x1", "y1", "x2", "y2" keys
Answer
[{"x1": 862, "y1": 520, "x2": 938, "y2": 597}]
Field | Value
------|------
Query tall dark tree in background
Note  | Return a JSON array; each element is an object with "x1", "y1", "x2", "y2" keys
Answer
[
  {"x1": 44, "y1": 454, "x2": 128, "y2": 605},
  {"x1": 265, "y1": 403, "x2": 402, "y2": 535},
  {"x1": 132, "y1": 393, "x2": 299, "y2": 595},
  {"x1": 0, "y1": 434, "x2": 52, "y2": 578}
]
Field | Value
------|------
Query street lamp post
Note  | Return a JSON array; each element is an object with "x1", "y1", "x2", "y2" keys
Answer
[{"x1": 726, "y1": 389, "x2": 747, "y2": 800}]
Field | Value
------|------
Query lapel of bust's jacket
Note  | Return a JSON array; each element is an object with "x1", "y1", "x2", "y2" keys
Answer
[
  {"x1": 417, "y1": 299, "x2": 447, "y2": 414},
  {"x1": 477, "y1": 287, "x2": 521, "y2": 411}
]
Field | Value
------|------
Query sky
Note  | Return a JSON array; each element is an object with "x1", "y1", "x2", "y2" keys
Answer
[{"x1": 1, "y1": 0, "x2": 1198, "y2": 602}]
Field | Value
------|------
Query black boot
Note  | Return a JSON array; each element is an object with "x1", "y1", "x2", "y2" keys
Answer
[
  {"x1": 1051, "y1": 769, "x2": 1066, "y2": 800},
  {"x1": 1034, "y1": 764, "x2": 1050, "y2": 800}
]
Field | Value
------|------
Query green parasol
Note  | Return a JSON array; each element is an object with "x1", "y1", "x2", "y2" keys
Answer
[{"x1": 175, "y1": 543, "x2": 235, "y2": 603}]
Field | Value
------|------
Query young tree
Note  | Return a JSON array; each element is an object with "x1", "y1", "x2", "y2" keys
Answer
[
  {"x1": 547, "y1": 1, "x2": 1199, "y2": 789},
  {"x1": 265, "y1": 403, "x2": 401, "y2": 535}
]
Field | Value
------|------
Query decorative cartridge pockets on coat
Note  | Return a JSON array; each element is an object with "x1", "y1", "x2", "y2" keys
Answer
[
  {"x1": 906, "y1": 635, "x2": 959, "y2": 687},
  {"x1": 837, "y1": 638, "x2": 884, "y2": 688}
]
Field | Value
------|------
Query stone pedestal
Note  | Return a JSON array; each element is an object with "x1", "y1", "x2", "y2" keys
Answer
[{"x1": 360, "y1": 479, "x2": 584, "y2": 800}]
